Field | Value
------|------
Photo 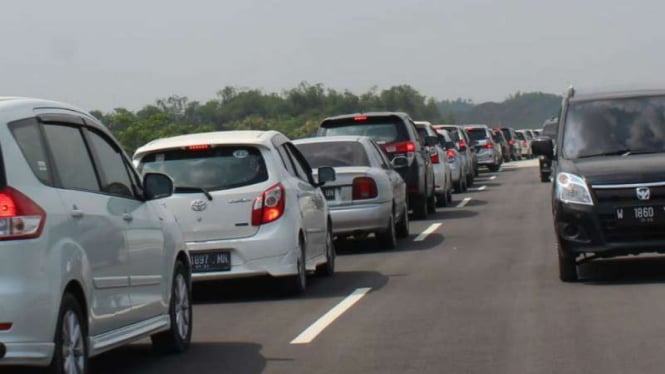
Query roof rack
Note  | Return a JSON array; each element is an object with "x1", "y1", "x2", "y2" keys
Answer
[{"x1": 564, "y1": 85, "x2": 575, "y2": 98}]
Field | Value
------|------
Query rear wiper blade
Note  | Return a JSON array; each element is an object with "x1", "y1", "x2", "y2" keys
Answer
[{"x1": 174, "y1": 186, "x2": 213, "y2": 201}]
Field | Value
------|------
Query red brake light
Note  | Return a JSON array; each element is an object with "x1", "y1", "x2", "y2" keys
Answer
[
  {"x1": 0, "y1": 187, "x2": 46, "y2": 240},
  {"x1": 252, "y1": 183, "x2": 285, "y2": 226},
  {"x1": 187, "y1": 144, "x2": 210, "y2": 151},
  {"x1": 446, "y1": 149, "x2": 456, "y2": 161},
  {"x1": 354, "y1": 115, "x2": 368, "y2": 121},
  {"x1": 485, "y1": 142, "x2": 494, "y2": 149},
  {"x1": 352, "y1": 177, "x2": 378, "y2": 200},
  {"x1": 0, "y1": 322, "x2": 12, "y2": 331},
  {"x1": 458, "y1": 140, "x2": 467, "y2": 149},
  {"x1": 395, "y1": 141, "x2": 415, "y2": 153},
  {"x1": 431, "y1": 153, "x2": 440, "y2": 164},
  {"x1": 509, "y1": 139, "x2": 515, "y2": 145}
]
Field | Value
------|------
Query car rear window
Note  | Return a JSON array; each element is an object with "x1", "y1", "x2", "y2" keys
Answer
[
  {"x1": 319, "y1": 117, "x2": 408, "y2": 144},
  {"x1": 515, "y1": 132, "x2": 526, "y2": 140},
  {"x1": 441, "y1": 127, "x2": 461, "y2": 142},
  {"x1": 500, "y1": 128, "x2": 513, "y2": 140},
  {"x1": 296, "y1": 141, "x2": 370, "y2": 168},
  {"x1": 466, "y1": 128, "x2": 489, "y2": 141},
  {"x1": 137, "y1": 146, "x2": 268, "y2": 191}
]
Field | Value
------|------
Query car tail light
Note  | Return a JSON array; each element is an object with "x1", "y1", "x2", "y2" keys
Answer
[
  {"x1": 394, "y1": 141, "x2": 415, "y2": 153},
  {"x1": 0, "y1": 323, "x2": 11, "y2": 331},
  {"x1": 509, "y1": 139, "x2": 515, "y2": 145},
  {"x1": 447, "y1": 149, "x2": 457, "y2": 162},
  {"x1": 0, "y1": 187, "x2": 46, "y2": 241},
  {"x1": 353, "y1": 115, "x2": 367, "y2": 121},
  {"x1": 484, "y1": 141, "x2": 495, "y2": 149},
  {"x1": 252, "y1": 183, "x2": 285, "y2": 226},
  {"x1": 383, "y1": 141, "x2": 416, "y2": 164},
  {"x1": 352, "y1": 177, "x2": 378, "y2": 200},
  {"x1": 458, "y1": 140, "x2": 467, "y2": 149},
  {"x1": 431, "y1": 153, "x2": 440, "y2": 164},
  {"x1": 187, "y1": 144, "x2": 210, "y2": 151}
]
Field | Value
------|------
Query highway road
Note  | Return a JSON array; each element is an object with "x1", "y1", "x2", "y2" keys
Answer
[{"x1": 19, "y1": 159, "x2": 665, "y2": 373}]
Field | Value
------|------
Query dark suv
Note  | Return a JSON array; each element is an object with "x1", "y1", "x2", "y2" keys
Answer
[
  {"x1": 533, "y1": 89, "x2": 665, "y2": 282},
  {"x1": 318, "y1": 112, "x2": 436, "y2": 219}
]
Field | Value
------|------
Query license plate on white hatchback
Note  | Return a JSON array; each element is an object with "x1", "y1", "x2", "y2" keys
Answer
[{"x1": 191, "y1": 251, "x2": 231, "y2": 272}]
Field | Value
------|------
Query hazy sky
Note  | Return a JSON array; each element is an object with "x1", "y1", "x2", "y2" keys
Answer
[{"x1": 1, "y1": 0, "x2": 663, "y2": 111}]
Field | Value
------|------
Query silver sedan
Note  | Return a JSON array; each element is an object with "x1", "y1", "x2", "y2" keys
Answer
[{"x1": 294, "y1": 136, "x2": 409, "y2": 249}]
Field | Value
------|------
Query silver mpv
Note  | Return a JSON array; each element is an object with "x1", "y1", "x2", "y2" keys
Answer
[{"x1": 0, "y1": 98, "x2": 192, "y2": 373}]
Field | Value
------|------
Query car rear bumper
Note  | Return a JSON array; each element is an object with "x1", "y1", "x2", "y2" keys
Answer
[
  {"x1": 187, "y1": 222, "x2": 300, "y2": 281},
  {"x1": 329, "y1": 201, "x2": 392, "y2": 234},
  {"x1": 0, "y1": 342, "x2": 54, "y2": 367}
]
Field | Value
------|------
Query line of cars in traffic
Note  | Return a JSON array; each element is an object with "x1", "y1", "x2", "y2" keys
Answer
[{"x1": 0, "y1": 97, "x2": 532, "y2": 372}]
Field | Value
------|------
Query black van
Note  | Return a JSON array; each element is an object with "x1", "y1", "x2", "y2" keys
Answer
[{"x1": 533, "y1": 89, "x2": 665, "y2": 282}]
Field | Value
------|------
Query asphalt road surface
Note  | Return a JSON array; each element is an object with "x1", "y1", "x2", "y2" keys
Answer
[{"x1": 19, "y1": 159, "x2": 665, "y2": 373}]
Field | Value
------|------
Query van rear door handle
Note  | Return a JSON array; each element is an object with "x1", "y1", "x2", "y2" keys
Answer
[
  {"x1": 122, "y1": 213, "x2": 133, "y2": 222},
  {"x1": 71, "y1": 209, "x2": 84, "y2": 219}
]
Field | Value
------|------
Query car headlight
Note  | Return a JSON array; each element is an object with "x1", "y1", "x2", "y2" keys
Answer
[{"x1": 556, "y1": 172, "x2": 593, "y2": 206}]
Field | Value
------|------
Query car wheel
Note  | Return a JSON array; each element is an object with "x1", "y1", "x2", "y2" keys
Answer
[
  {"x1": 435, "y1": 193, "x2": 447, "y2": 207},
  {"x1": 316, "y1": 227, "x2": 335, "y2": 277},
  {"x1": 558, "y1": 242, "x2": 578, "y2": 282},
  {"x1": 396, "y1": 202, "x2": 410, "y2": 238},
  {"x1": 427, "y1": 188, "x2": 436, "y2": 214},
  {"x1": 50, "y1": 293, "x2": 88, "y2": 374},
  {"x1": 151, "y1": 260, "x2": 192, "y2": 354},
  {"x1": 466, "y1": 172, "x2": 474, "y2": 187},
  {"x1": 412, "y1": 194, "x2": 428, "y2": 219},
  {"x1": 280, "y1": 239, "x2": 307, "y2": 295},
  {"x1": 461, "y1": 177, "x2": 468, "y2": 192},
  {"x1": 540, "y1": 173, "x2": 550, "y2": 183},
  {"x1": 376, "y1": 212, "x2": 397, "y2": 249},
  {"x1": 446, "y1": 188, "x2": 453, "y2": 203},
  {"x1": 454, "y1": 180, "x2": 464, "y2": 193}
]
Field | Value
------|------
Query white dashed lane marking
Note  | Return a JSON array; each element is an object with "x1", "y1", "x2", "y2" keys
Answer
[
  {"x1": 456, "y1": 197, "x2": 472, "y2": 208},
  {"x1": 414, "y1": 223, "x2": 442, "y2": 242},
  {"x1": 291, "y1": 288, "x2": 372, "y2": 344}
]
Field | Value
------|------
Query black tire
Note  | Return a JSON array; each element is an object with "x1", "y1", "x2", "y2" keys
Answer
[
  {"x1": 435, "y1": 193, "x2": 447, "y2": 207},
  {"x1": 152, "y1": 260, "x2": 192, "y2": 354},
  {"x1": 316, "y1": 227, "x2": 335, "y2": 277},
  {"x1": 540, "y1": 174, "x2": 550, "y2": 183},
  {"x1": 466, "y1": 172, "x2": 474, "y2": 187},
  {"x1": 376, "y1": 212, "x2": 397, "y2": 249},
  {"x1": 488, "y1": 164, "x2": 500, "y2": 172},
  {"x1": 461, "y1": 178, "x2": 468, "y2": 192},
  {"x1": 396, "y1": 203, "x2": 410, "y2": 238},
  {"x1": 427, "y1": 189, "x2": 436, "y2": 214},
  {"x1": 50, "y1": 293, "x2": 89, "y2": 374},
  {"x1": 412, "y1": 194, "x2": 428, "y2": 219},
  {"x1": 558, "y1": 243, "x2": 578, "y2": 282},
  {"x1": 447, "y1": 189, "x2": 453, "y2": 204},
  {"x1": 454, "y1": 179, "x2": 464, "y2": 193},
  {"x1": 280, "y1": 239, "x2": 307, "y2": 295}
]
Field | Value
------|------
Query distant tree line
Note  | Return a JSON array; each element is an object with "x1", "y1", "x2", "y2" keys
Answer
[{"x1": 91, "y1": 83, "x2": 561, "y2": 154}]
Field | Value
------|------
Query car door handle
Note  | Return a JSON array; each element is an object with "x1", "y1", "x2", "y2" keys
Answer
[
  {"x1": 122, "y1": 213, "x2": 133, "y2": 222},
  {"x1": 71, "y1": 209, "x2": 84, "y2": 219}
]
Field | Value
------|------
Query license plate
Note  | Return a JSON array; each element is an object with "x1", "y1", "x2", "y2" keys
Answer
[
  {"x1": 191, "y1": 252, "x2": 231, "y2": 272},
  {"x1": 322, "y1": 188, "x2": 336, "y2": 201},
  {"x1": 616, "y1": 206, "x2": 665, "y2": 225}
]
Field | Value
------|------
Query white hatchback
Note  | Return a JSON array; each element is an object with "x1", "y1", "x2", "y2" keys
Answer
[
  {"x1": 134, "y1": 131, "x2": 336, "y2": 294},
  {"x1": 0, "y1": 98, "x2": 192, "y2": 373}
]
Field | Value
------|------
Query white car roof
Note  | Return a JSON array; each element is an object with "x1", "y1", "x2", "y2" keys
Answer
[
  {"x1": 0, "y1": 96, "x2": 89, "y2": 116},
  {"x1": 134, "y1": 130, "x2": 284, "y2": 158},
  {"x1": 293, "y1": 136, "x2": 367, "y2": 145}
]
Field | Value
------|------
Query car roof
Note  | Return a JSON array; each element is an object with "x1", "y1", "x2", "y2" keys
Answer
[
  {"x1": 570, "y1": 89, "x2": 665, "y2": 103},
  {"x1": 134, "y1": 130, "x2": 283, "y2": 157},
  {"x1": 321, "y1": 112, "x2": 410, "y2": 122},
  {"x1": 0, "y1": 96, "x2": 112, "y2": 136},
  {"x1": 293, "y1": 136, "x2": 367, "y2": 145},
  {"x1": 414, "y1": 121, "x2": 432, "y2": 126}
]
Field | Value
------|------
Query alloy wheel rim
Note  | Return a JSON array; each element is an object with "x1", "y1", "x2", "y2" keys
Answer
[
  {"x1": 174, "y1": 273, "x2": 190, "y2": 339},
  {"x1": 62, "y1": 310, "x2": 85, "y2": 374}
]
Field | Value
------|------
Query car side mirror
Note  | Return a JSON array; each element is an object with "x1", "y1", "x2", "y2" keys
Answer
[
  {"x1": 317, "y1": 166, "x2": 336, "y2": 186},
  {"x1": 531, "y1": 137, "x2": 554, "y2": 158},
  {"x1": 424, "y1": 136, "x2": 438, "y2": 147},
  {"x1": 143, "y1": 172, "x2": 174, "y2": 200},
  {"x1": 391, "y1": 156, "x2": 409, "y2": 169}
]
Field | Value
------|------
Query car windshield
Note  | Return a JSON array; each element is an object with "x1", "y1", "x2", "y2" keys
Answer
[
  {"x1": 137, "y1": 146, "x2": 268, "y2": 191},
  {"x1": 562, "y1": 95, "x2": 665, "y2": 159},
  {"x1": 296, "y1": 141, "x2": 370, "y2": 168},
  {"x1": 319, "y1": 118, "x2": 406, "y2": 144},
  {"x1": 466, "y1": 128, "x2": 488, "y2": 141}
]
